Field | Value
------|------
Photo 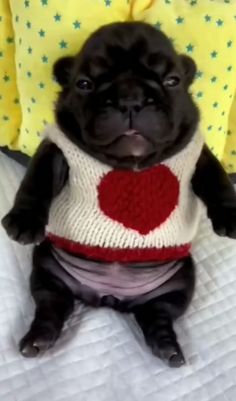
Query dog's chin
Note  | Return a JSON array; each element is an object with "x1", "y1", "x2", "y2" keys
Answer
[
  {"x1": 91, "y1": 133, "x2": 157, "y2": 169},
  {"x1": 106, "y1": 133, "x2": 154, "y2": 158}
]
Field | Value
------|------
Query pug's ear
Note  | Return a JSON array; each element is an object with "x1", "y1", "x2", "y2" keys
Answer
[
  {"x1": 180, "y1": 55, "x2": 197, "y2": 87},
  {"x1": 53, "y1": 56, "x2": 74, "y2": 87}
]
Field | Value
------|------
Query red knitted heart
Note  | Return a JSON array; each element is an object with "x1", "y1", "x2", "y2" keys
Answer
[{"x1": 98, "y1": 165, "x2": 179, "y2": 235}]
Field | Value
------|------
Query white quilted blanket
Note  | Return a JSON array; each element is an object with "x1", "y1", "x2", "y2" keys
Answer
[{"x1": 0, "y1": 152, "x2": 236, "y2": 401}]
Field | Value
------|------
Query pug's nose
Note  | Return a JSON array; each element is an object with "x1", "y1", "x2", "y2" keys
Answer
[{"x1": 119, "y1": 98, "x2": 143, "y2": 113}]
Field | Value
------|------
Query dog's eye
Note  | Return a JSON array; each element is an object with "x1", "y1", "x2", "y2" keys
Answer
[
  {"x1": 163, "y1": 76, "x2": 180, "y2": 88},
  {"x1": 146, "y1": 97, "x2": 155, "y2": 105},
  {"x1": 76, "y1": 79, "x2": 94, "y2": 92},
  {"x1": 104, "y1": 99, "x2": 113, "y2": 106}
]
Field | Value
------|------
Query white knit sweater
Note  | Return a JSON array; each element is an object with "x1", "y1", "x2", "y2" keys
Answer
[{"x1": 45, "y1": 125, "x2": 204, "y2": 262}]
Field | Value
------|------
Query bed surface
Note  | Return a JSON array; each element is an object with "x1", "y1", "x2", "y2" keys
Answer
[{"x1": 0, "y1": 152, "x2": 236, "y2": 401}]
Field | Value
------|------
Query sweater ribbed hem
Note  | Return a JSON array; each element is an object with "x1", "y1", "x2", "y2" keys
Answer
[{"x1": 47, "y1": 233, "x2": 191, "y2": 263}]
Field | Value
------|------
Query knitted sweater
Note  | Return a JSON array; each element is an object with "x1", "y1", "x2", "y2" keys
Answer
[{"x1": 45, "y1": 125, "x2": 204, "y2": 263}]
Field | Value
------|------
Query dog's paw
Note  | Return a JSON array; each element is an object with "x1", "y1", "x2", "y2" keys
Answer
[
  {"x1": 158, "y1": 343, "x2": 185, "y2": 368},
  {"x1": 19, "y1": 326, "x2": 59, "y2": 358},
  {"x1": 146, "y1": 330, "x2": 185, "y2": 368},
  {"x1": 150, "y1": 339, "x2": 185, "y2": 368},
  {"x1": 1, "y1": 208, "x2": 45, "y2": 244},
  {"x1": 208, "y1": 206, "x2": 236, "y2": 239}
]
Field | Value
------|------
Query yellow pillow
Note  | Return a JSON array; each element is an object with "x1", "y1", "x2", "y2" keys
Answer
[
  {"x1": 8, "y1": 0, "x2": 236, "y2": 174},
  {"x1": 9, "y1": 0, "x2": 130, "y2": 156},
  {"x1": 0, "y1": 0, "x2": 21, "y2": 150},
  {"x1": 222, "y1": 92, "x2": 236, "y2": 173},
  {"x1": 131, "y1": 0, "x2": 236, "y2": 165}
]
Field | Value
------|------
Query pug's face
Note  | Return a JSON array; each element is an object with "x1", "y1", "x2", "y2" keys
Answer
[{"x1": 54, "y1": 22, "x2": 199, "y2": 169}]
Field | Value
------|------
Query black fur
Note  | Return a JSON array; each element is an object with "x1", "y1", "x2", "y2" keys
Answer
[
  {"x1": 54, "y1": 22, "x2": 199, "y2": 169},
  {"x1": 2, "y1": 22, "x2": 236, "y2": 367}
]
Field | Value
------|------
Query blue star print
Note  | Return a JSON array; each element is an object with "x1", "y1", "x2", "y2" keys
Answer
[
  {"x1": 3, "y1": 75, "x2": 10, "y2": 82},
  {"x1": 176, "y1": 17, "x2": 184, "y2": 24},
  {"x1": 41, "y1": 55, "x2": 48, "y2": 63},
  {"x1": 216, "y1": 19, "x2": 223, "y2": 27},
  {"x1": 195, "y1": 71, "x2": 203, "y2": 79},
  {"x1": 204, "y1": 15, "x2": 211, "y2": 22},
  {"x1": 186, "y1": 44, "x2": 194, "y2": 53},
  {"x1": 211, "y1": 51, "x2": 218, "y2": 58},
  {"x1": 196, "y1": 91, "x2": 203, "y2": 98},
  {"x1": 73, "y1": 20, "x2": 81, "y2": 29},
  {"x1": 54, "y1": 13, "x2": 61, "y2": 22},
  {"x1": 39, "y1": 29, "x2": 45, "y2": 37},
  {"x1": 59, "y1": 40, "x2": 68, "y2": 49},
  {"x1": 155, "y1": 22, "x2": 162, "y2": 30}
]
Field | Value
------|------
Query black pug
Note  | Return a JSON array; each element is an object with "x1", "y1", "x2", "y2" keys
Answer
[{"x1": 2, "y1": 22, "x2": 236, "y2": 368}]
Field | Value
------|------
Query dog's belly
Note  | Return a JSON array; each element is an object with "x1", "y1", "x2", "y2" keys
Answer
[{"x1": 51, "y1": 246, "x2": 184, "y2": 305}]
